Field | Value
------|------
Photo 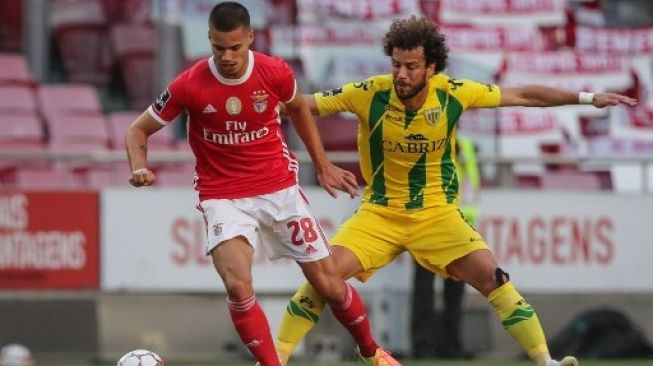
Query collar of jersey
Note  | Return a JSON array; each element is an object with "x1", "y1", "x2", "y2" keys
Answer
[{"x1": 208, "y1": 50, "x2": 254, "y2": 86}]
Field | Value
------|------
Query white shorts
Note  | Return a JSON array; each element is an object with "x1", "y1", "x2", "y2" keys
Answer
[{"x1": 198, "y1": 185, "x2": 332, "y2": 262}]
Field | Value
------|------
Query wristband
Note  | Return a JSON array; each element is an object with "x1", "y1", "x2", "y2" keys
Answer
[
  {"x1": 132, "y1": 168, "x2": 148, "y2": 175},
  {"x1": 579, "y1": 92, "x2": 595, "y2": 104}
]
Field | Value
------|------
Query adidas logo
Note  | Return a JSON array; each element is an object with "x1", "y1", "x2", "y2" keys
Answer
[{"x1": 203, "y1": 104, "x2": 217, "y2": 114}]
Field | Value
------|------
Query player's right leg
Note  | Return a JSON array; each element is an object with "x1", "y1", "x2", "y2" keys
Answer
[
  {"x1": 275, "y1": 203, "x2": 404, "y2": 365},
  {"x1": 201, "y1": 199, "x2": 282, "y2": 366}
]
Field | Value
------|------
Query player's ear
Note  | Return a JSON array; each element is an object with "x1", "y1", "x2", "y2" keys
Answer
[
  {"x1": 247, "y1": 28, "x2": 254, "y2": 46},
  {"x1": 426, "y1": 63, "x2": 436, "y2": 77}
]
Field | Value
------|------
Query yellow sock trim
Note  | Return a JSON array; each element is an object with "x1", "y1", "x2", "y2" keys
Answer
[
  {"x1": 488, "y1": 281, "x2": 550, "y2": 362},
  {"x1": 275, "y1": 282, "x2": 325, "y2": 364}
]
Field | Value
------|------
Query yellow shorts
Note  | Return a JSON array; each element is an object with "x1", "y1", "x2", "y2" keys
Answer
[{"x1": 331, "y1": 203, "x2": 489, "y2": 282}]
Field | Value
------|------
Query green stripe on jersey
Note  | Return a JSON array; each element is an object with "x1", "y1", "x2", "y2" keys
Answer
[
  {"x1": 406, "y1": 153, "x2": 427, "y2": 209},
  {"x1": 437, "y1": 89, "x2": 463, "y2": 203},
  {"x1": 368, "y1": 90, "x2": 390, "y2": 206}
]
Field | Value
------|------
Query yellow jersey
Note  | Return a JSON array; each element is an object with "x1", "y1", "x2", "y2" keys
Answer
[{"x1": 315, "y1": 74, "x2": 500, "y2": 210}]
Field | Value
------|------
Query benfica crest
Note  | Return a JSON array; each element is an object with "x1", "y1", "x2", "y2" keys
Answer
[
  {"x1": 424, "y1": 107, "x2": 441, "y2": 126},
  {"x1": 251, "y1": 90, "x2": 269, "y2": 113}
]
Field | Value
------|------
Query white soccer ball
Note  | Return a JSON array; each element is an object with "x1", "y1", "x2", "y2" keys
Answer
[
  {"x1": 0, "y1": 344, "x2": 34, "y2": 366},
  {"x1": 117, "y1": 349, "x2": 165, "y2": 366}
]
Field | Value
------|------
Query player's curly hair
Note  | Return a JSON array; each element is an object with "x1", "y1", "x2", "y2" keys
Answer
[{"x1": 383, "y1": 16, "x2": 448, "y2": 73}]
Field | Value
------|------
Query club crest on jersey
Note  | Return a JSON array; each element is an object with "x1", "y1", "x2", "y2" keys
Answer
[
  {"x1": 226, "y1": 96, "x2": 242, "y2": 115},
  {"x1": 251, "y1": 90, "x2": 269, "y2": 113},
  {"x1": 424, "y1": 107, "x2": 441, "y2": 126},
  {"x1": 212, "y1": 223, "x2": 222, "y2": 237}
]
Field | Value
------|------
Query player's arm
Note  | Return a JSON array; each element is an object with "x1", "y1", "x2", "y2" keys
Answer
[
  {"x1": 500, "y1": 85, "x2": 638, "y2": 108},
  {"x1": 285, "y1": 93, "x2": 358, "y2": 198},
  {"x1": 125, "y1": 112, "x2": 163, "y2": 187}
]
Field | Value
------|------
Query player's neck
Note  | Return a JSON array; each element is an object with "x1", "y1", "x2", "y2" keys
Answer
[{"x1": 402, "y1": 87, "x2": 429, "y2": 111}]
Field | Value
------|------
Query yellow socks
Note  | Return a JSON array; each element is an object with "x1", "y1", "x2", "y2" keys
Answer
[
  {"x1": 488, "y1": 281, "x2": 550, "y2": 363},
  {"x1": 275, "y1": 282, "x2": 325, "y2": 364}
]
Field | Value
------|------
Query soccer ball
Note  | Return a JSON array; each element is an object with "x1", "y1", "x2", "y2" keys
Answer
[
  {"x1": 0, "y1": 344, "x2": 34, "y2": 366},
  {"x1": 117, "y1": 349, "x2": 165, "y2": 366}
]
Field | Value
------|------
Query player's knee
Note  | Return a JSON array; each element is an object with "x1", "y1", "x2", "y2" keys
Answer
[
  {"x1": 223, "y1": 276, "x2": 254, "y2": 301},
  {"x1": 310, "y1": 276, "x2": 346, "y2": 304},
  {"x1": 494, "y1": 267, "x2": 510, "y2": 288}
]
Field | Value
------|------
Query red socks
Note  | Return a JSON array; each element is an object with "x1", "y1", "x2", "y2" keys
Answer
[
  {"x1": 228, "y1": 296, "x2": 281, "y2": 366},
  {"x1": 329, "y1": 283, "x2": 379, "y2": 357}
]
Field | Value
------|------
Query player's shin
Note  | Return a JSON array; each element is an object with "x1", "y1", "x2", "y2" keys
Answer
[
  {"x1": 487, "y1": 281, "x2": 551, "y2": 365},
  {"x1": 275, "y1": 282, "x2": 326, "y2": 364},
  {"x1": 328, "y1": 282, "x2": 379, "y2": 358}
]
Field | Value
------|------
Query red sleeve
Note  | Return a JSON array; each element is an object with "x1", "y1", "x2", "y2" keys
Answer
[
  {"x1": 276, "y1": 60, "x2": 297, "y2": 104},
  {"x1": 147, "y1": 70, "x2": 189, "y2": 125}
]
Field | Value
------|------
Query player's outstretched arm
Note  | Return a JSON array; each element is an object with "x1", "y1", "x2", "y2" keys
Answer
[
  {"x1": 500, "y1": 85, "x2": 638, "y2": 108},
  {"x1": 285, "y1": 93, "x2": 358, "y2": 198},
  {"x1": 125, "y1": 111, "x2": 163, "y2": 187}
]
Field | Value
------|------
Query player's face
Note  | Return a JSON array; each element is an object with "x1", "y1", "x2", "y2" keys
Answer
[
  {"x1": 391, "y1": 47, "x2": 435, "y2": 100},
  {"x1": 208, "y1": 26, "x2": 253, "y2": 78}
]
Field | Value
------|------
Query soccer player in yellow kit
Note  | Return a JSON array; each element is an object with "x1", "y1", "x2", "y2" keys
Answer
[{"x1": 274, "y1": 16, "x2": 637, "y2": 366}]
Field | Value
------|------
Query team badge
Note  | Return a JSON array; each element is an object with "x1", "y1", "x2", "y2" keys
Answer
[
  {"x1": 424, "y1": 107, "x2": 441, "y2": 126},
  {"x1": 212, "y1": 223, "x2": 222, "y2": 237},
  {"x1": 251, "y1": 90, "x2": 269, "y2": 113},
  {"x1": 226, "y1": 96, "x2": 242, "y2": 115}
]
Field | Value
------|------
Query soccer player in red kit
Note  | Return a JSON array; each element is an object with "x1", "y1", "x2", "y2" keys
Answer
[{"x1": 124, "y1": 2, "x2": 400, "y2": 366}]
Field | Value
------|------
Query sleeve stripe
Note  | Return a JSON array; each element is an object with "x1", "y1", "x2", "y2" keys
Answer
[
  {"x1": 147, "y1": 105, "x2": 170, "y2": 126},
  {"x1": 283, "y1": 80, "x2": 298, "y2": 104}
]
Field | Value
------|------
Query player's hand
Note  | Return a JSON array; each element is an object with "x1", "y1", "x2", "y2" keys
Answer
[
  {"x1": 593, "y1": 93, "x2": 638, "y2": 108},
  {"x1": 316, "y1": 162, "x2": 359, "y2": 199},
  {"x1": 129, "y1": 168, "x2": 156, "y2": 187}
]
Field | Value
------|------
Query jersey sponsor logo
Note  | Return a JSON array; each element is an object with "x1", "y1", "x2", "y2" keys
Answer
[
  {"x1": 226, "y1": 96, "x2": 242, "y2": 115},
  {"x1": 202, "y1": 104, "x2": 217, "y2": 114},
  {"x1": 250, "y1": 90, "x2": 269, "y2": 113},
  {"x1": 381, "y1": 137, "x2": 447, "y2": 153},
  {"x1": 424, "y1": 107, "x2": 441, "y2": 126},
  {"x1": 321, "y1": 87, "x2": 343, "y2": 97},
  {"x1": 384, "y1": 113, "x2": 403, "y2": 124},
  {"x1": 202, "y1": 125, "x2": 270, "y2": 145},
  {"x1": 154, "y1": 88, "x2": 171, "y2": 112}
]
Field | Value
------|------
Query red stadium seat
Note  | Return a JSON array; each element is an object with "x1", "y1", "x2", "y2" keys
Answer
[
  {"x1": 46, "y1": 114, "x2": 109, "y2": 152},
  {"x1": 316, "y1": 115, "x2": 362, "y2": 183},
  {"x1": 106, "y1": 111, "x2": 176, "y2": 151},
  {"x1": 1, "y1": 166, "x2": 71, "y2": 189},
  {"x1": 0, "y1": 53, "x2": 33, "y2": 85},
  {"x1": 0, "y1": 0, "x2": 23, "y2": 52},
  {"x1": 155, "y1": 163, "x2": 197, "y2": 187},
  {"x1": 541, "y1": 172, "x2": 602, "y2": 190},
  {"x1": 0, "y1": 115, "x2": 46, "y2": 152},
  {"x1": 0, "y1": 85, "x2": 38, "y2": 115},
  {"x1": 110, "y1": 24, "x2": 157, "y2": 109},
  {"x1": 37, "y1": 84, "x2": 102, "y2": 117},
  {"x1": 50, "y1": 0, "x2": 112, "y2": 84}
]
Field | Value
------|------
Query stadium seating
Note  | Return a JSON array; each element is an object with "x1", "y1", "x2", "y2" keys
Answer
[
  {"x1": 540, "y1": 171, "x2": 603, "y2": 190},
  {"x1": 110, "y1": 24, "x2": 156, "y2": 109},
  {"x1": 50, "y1": 0, "x2": 112, "y2": 84},
  {"x1": 0, "y1": 115, "x2": 46, "y2": 152},
  {"x1": 0, "y1": 85, "x2": 39, "y2": 115},
  {"x1": 0, "y1": 53, "x2": 33, "y2": 85},
  {"x1": 316, "y1": 115, "x2": 362, "y2": 183},
  {"x1": 0, "y1": 0, "x2": 23, "y2": 52},
  {"x1": 37, "y1": 84, "x2": 102, "y2": 117},
  {"x1": 155, "y1": 163, "x2": 197, "y2": 187},
  {"x1": 47, "y1": 114, "x2": 109, "y2": 152},
  {"x1": 106, "y1": 111, "x2": 176, "y2": 150}
]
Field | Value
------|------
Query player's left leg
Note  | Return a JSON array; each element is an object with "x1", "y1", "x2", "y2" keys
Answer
[{"x1": 447, "y1": 250, "x2": 578, "y2": 366}]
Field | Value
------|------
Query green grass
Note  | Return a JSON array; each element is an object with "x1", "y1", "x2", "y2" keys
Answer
[{"x1": 44, "y1": 360, "x2": 653, "y2": 366}]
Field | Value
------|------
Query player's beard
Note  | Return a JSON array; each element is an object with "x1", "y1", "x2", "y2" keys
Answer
[{"x1": 394, "y1": 75, "x2": 427, "y2": 101}]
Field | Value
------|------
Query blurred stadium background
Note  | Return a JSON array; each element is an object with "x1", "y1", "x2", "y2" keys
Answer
[{"x1": 1, "y1": 0, "x2": 653, "y2": 364}]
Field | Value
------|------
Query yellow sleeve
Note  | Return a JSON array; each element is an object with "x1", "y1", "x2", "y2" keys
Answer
[
  {"x1": 450, "y1": 78, "x2": 501, "y2": 110},
  {"x1": 314, "y1": 78, "x2": 376, "y2": 116}
]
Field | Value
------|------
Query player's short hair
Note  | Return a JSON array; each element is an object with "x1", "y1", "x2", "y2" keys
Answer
[
  {"x1": 209, "y1": 1, "x2": 251, "y2": 31},
  {"x1": 383, "y1": 16, "x2": 448, "y2": 73}
]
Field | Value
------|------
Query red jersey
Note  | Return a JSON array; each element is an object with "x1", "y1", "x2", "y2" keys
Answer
[{"x1": 148, "y1": 51, "x2": 299, "y2": 200}]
